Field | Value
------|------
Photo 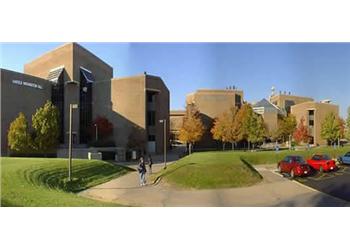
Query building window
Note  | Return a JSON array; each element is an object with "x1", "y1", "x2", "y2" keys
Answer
[
  {"x1": 148, "y1": 135, "x2": 156, "y2": 141},
  {"x1": 235, "y1": 94, "x2": 242, "y2": 108},
  {"x1": 79, "y1": 68, "x2": 94, "y2": 144},
  {"x1": 147, "y1": 92, "x2": 155, "y2": 103},
  {"x1": 147, "y1": 111, "x2": 156, "y2": 126},
  {"x1": 308, "y1": 110, "x2": 315, "y2": 126},
  {"x1": 51, "y1": 70, "x2": 64, "y2": 143}
]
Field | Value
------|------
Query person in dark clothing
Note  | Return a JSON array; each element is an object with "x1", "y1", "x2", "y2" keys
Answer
[
  {"x1": 137, "y1": 156, "x2": 147, "y2": 186},
  {"x1": 148, "y1": 155, "x2": 153, "y2": 174}
]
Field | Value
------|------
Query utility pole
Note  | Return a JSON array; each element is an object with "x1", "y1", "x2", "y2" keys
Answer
[
  {"x1": 159, "y1": 119, "x2": 167, "y2": 169},
  {"x1": 68, "y1": 104, "x2": 78, "y2": 181},
  {"x1": 94, "y1": 124, "x2": 98, "y2": 141}
]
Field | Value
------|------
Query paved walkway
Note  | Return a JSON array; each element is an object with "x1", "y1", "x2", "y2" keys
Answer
[{"x1": 79, "y1": 163, "x2": 350, "y2": 207}]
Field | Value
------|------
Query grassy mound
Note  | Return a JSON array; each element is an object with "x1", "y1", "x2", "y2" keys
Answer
[
  {"x1": 156, "y1": 146, "x2": 350, "y2": 189},
  {"x1": 156, "y1": 152, "x2": 262, "y2": 189},
  {"x1": 1, "y1": 157, "x2": 132, "y2": 207}
]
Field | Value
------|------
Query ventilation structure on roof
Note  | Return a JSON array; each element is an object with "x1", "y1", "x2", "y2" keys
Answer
[
  {"x1": 80, "y1": 66, "x2": 95, "y2": 83},
  {"x1": 47, "y1": 66, "x2": 64, "y2": 83}
]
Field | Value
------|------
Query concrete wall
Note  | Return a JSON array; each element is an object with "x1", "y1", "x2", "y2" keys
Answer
[
  {"x1": 0, "y1": 69, "x2": 52, "y2": 155},
  {"x1": 291, "y1": 101, "x2": 339, "y2": 145},
  {"x1": 170, "y1": 110, "x2": 185, "y2": 140},
  {"x1": 186, "y1": 89, "x2": 243, "y2": 119},
  {"x1": 92, "y1": 74, "x2": 169, "y2": 154},
  {"x1": 24, "y1": 43, "x2": 74, "y2": 81},
  {"x1": 146, "y1": 75, "x2": 170, "y2": 154},
  {"x1": 24, "y1": 43, "x2": 113, "y2": 145},
  {"x1": 185, "y1": 89, "x2": 244, "y2": 149},
  {"x1": 270, "y1": 94, "x2": 314, "y2": 113}
]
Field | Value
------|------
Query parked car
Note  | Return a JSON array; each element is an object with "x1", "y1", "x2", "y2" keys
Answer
[
  {"x1": 277, "y1": 155, "x2": 312, "y2": 178},
  {"x1": 338, "y1": 152, "x2": 350, "y2": 165},
  {"x1": 307, "y1": 154, "x2": 337, "y2": 172}
]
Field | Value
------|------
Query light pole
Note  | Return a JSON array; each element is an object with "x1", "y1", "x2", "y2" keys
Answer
[
  {"x1": 94, "y1": 124, "x2": 98, "y2": 141},
  {"x1": 159, "y1": 119, "x2": 167, "y2": 169},
  {"x1": 68, "y1": 104, "x2": 78, "y2": 181}
]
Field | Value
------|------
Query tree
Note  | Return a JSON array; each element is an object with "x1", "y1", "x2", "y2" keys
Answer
[
  {"x1": 321, "y1": 112, "x2": 341, "y2": 145},
  {"x1": 247, "y1": 112, "x2": 266, "y2": 149},
  {"x1": 235, "y1": 104, "x2": 253, "y2": 147},
  {"x1": 211, "y1": 107, "x2": 239, "y2": 150},
  {"x1": 127, "y1": 125, "x2": 146, "y2": 152},
  {"x1": 179, "y1": 104, "x2": 205, "y2": 154},
  {"x1": 32, "y1": 100, "x2": 60, "y2": 152},
  {"x1": 277, "y1": 114, "x2": 297, "y2": 142},
  {"x1": 7, "y1": 112, "x2": 32, "y2": 153},
  {"x1": 338, "y1": 117, "x2": 345, "y2": 139},
  {"x1": 293, "y1": 117, "x2": 309, "y2": 144},
  {"x1": 211, "y1": 113, "x2": 228, "y2": 150},
  {"x1": 90, "y1": 116, "x2": 114, "y2": 141}
]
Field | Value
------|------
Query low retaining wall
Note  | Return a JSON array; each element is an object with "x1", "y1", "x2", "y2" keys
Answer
[{"x1": 57, "y1": 147, "x2": 126, "y2": 161}]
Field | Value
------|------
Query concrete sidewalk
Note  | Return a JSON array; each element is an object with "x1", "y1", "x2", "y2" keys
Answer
[{"x1": 79, "y1": 163, "x2": 350, "y2": 207}]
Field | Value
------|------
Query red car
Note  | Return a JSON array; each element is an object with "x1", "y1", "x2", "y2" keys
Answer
[
  {"x1": 306, "y1": 154, "x2": 337, "y2": 172},
  {"x1": 277, "y1": 155, "x2": 312, "y2": 178}
]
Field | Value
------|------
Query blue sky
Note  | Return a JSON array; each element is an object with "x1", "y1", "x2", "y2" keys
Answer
[{"x1": 1, "y1": 42, "x2": 349, "y2": 118}]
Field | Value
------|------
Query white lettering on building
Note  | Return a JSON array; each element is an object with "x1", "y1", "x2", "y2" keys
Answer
[{"x1": 12, "y1": 80, "x2": 43, "y2": 90}]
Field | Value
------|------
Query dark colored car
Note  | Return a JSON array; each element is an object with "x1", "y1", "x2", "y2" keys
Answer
[
  {"x1": 277, "y1": 155, "x2": 312, "y2": 178},
  {"x1": 307, "y1": 154, "x2": 337, "y2": 172}
]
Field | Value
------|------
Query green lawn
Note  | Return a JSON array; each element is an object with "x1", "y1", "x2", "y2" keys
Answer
[
  {"x1": 1, "y1": 157, "x2": 132, "y2": 207},
  {"x1": 156, "y1": 146, "x2": 350, "y2": 189}
]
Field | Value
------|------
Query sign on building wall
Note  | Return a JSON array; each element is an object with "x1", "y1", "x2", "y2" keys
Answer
[{"x1": 12, "y1": 80, "x2": 43, "y2": 90}]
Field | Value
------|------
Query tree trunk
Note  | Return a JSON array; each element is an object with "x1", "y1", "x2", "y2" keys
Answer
[
  {"x1": 189, "y1": 143, "x2": 192, "y2": 154},
  {"x1": 222, "y1": 142, "x2": 225, "y2": 151},
  {"x1": 231, "y1": 142, "x2": 234, "y2": 150}
]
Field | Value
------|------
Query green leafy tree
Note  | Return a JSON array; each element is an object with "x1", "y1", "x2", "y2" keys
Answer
[
  {"x1": 179, "y1": 104, "x2": 205, "y2": 154},
  {"x1": 321, "y1": 112, "x2": 341, "y2": 145},
  {"x1": 277, "y1": 114, "x2": 297, "y2": 142},
  {"x1": 7, "y1": 112, "x2": 32, "y2": 153},
  {"x1": 247, "y1": 112, "x2": 266, "y2": 149},
  {"x1": 32, "y1": 101, "x2": 60, "y2": 152}
]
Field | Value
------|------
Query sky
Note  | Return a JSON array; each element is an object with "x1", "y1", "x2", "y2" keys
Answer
[{"x1": 1, "y1": 42, "x2": 350, "y2": 118}]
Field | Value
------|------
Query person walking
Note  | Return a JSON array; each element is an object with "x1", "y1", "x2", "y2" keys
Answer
[
  {"x1": 148, "y1": 155, "x2": 153, "y2": 174},
  {"x1": 137, "y1": 156, "x2": 147, "y2": 186}
]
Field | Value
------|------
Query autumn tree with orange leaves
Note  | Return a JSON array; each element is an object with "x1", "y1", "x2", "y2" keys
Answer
[{"x1": 179, "y1": 104, "x2": 205, "y2": 154}]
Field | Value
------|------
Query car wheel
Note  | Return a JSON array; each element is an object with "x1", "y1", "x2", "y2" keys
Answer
[
  {"x1": 290, "y1": 169, "x2": 295, "y2": 179},
  {"x1": 277, "y1": 165, "x2": 281, "y2": 173}
]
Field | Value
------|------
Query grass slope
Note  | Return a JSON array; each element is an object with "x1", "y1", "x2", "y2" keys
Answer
[
  {"x1": 1, "y1": 157, "x2": 132, "y2": 207},
  {"x1": 156, "y1": 146, "x2": 350, "y2": 189},
  {"x1": 157, "y1": 152, "x2": 262, "y2": 189}
]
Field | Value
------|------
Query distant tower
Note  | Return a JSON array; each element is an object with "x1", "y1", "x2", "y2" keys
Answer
[{"x1": 270, "y1": 86, "x2": 276, "y2": 100}]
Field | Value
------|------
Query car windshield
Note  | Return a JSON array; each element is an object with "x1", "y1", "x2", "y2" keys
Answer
[
  {"x1": 294, "y1": 156, "x2": 305, "y2": 163},
  {"x1": 321, "y1": 155, "x2": 331, "y2": 160}
]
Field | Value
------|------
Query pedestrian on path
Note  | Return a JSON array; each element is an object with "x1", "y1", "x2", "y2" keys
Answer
[
  {"x1": 137, "y1": 156, "x2": 147, "y2": 186},
  {"x1": 148, "y1": 154, "x2": 153, "y2": 174}
]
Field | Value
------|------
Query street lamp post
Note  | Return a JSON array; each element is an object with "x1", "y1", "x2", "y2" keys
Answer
[
  {"x1": 159, "y1": 119, "x2": 167, "y2": 169},
  {"x1": 68, "y1": 104, "x2": 78, "y2": 181},
  {"x1": 94, "y1": 124, "x2": 98, "y2": 141}
]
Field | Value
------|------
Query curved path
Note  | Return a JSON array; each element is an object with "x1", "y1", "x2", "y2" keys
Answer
[{"x1": 79, "y1": 163, "x2": 349, "y2": 207}]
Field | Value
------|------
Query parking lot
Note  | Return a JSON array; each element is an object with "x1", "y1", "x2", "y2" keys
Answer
[{"x1": 295, "y1": 164, "x2": 350, "y2": 202}]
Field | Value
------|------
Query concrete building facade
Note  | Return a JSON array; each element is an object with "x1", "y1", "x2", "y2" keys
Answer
[
  {"x1": 291, "y1": 101, "x2": 339, "y2": 145},
  {"x1": 172, "y1": 88, "x2": 244, "y2": 149},
  {"x1": 1, "y1": 43, "x2": 169, "y2": 156},
  {"x1": 270, "y1": 94, "x2": 314, "y2": 114}
]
